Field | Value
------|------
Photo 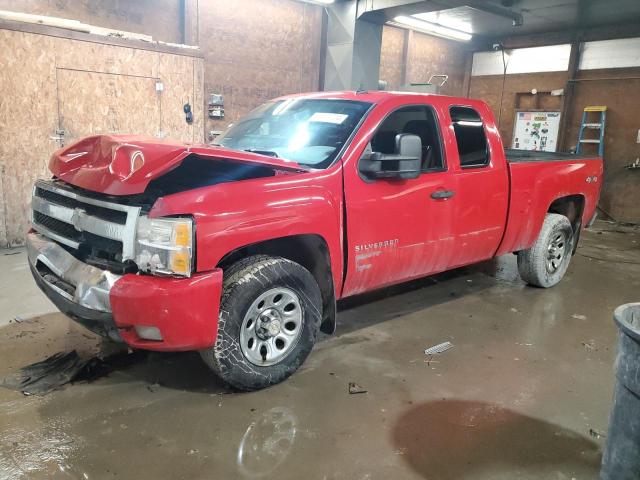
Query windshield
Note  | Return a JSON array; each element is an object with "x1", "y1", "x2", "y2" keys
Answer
[{"x1": 214, "y1": 98, "x2": 372, "y2": 169}]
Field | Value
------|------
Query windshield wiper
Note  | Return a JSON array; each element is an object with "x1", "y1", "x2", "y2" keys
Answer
[{"x1": 243, "y1": 149, "x2": 279, "y2": 158}]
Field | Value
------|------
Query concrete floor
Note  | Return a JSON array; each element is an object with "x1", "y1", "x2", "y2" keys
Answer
[
  {"x1": 0, "y1": 249, "x2": 55, "y2": 328},
  {"x1": 1, "y1": 221, "x2": 639, "y2": 480}
]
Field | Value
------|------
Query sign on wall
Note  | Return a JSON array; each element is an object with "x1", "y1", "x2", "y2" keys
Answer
[{"x1": 512, "y1": 111, "x2": 561, "y2": 152}]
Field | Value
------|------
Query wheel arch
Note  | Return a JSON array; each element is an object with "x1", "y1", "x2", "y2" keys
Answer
[
  {"x1": 547, "y1": 194, "x2": 585, "y2": 253},
  {"x1": 217, "y1": 234, "x2": 337, "y2": 334}
]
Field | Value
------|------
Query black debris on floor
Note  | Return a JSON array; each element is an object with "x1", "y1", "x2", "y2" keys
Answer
[{"x1": 1, "y1": 349, "x2": 146, "y2": 396}]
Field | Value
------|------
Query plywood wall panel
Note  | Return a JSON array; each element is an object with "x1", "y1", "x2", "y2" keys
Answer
[
  {"x1": 300, "y1": 5, "x2": 323, "y2": 93},
  {"x1": 192, "y1": 57, "x2": 205, "y2": 143},
  {"x1": 379, "y1": 27, "x2": 469, "y2": 96},
  {"x1": 408, "y1": 32, "x2": 468, "y2": 97},
  {"x1": 0, "y1": 27, "x2": 203, "y2": 246},
  {"x1": 0, "y1": 29, "x2": 58, "y2": 247},
  {"x1": 566, "y1": 68, "x2": 640, "y2": 223},
  {"x1": 55, "y1": 40, "x2": 160, "y2": 78},
  {"x1": 0, "y1": 0, "x2": 182, "y2": 43},
  {"x1": 469, "y1": 67, "x2": 640, "y2": 223},
  {"x1": 158, "y1": 53, "x2": 203, "y2": 143},
  {"x1": 468, "y1": 72, "x2": 568, "y2": 146},
  {"x1": 0, "y1": 163, "x2": 8, "y2": 247},
  {"x1": 205, "y1": 62, "x2": 302, "y2": 124},
  {"x1": 199, "y1": 0, "x2": 323, "y2": 129},
  {"x1": 57, "y1": 69, "x2": 161, "y2": 144},
  {"x1": 379, "y1": 26, "x2": 405, "y2": 90}
]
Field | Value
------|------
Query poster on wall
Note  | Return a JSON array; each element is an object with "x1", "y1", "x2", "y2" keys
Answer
[{"x1": 512, "y1": 111, "x2": 561, "y2": 152}]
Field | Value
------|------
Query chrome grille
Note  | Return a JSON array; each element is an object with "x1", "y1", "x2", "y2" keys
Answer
[{"x1": 31, "y1": 180, "x2": 141, "y2": 260}]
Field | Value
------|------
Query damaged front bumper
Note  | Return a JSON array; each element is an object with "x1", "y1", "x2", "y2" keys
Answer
[
  {"x1": 27, "y1": 232, "x2": 223, "y2": 351},
  {"x1": 27, "y1": 232, "x2": 123, "y2": 341}
]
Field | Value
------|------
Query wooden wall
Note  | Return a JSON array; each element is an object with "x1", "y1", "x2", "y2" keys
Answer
[
  {"x1": 3, "y1": 1, "x2": 634, "y2": 232},
  {"x1": 567, "y1": 68, "x2": 640, "y2": 223},
  {"x1": 0, "y1": 25, "x2": 204, "y2": 247},
  {"x1": 468, "y1": 67, "x2": 640, "y2": 223},
  {"x1": 468, "y1": 72, "x2": 568, "y2": 147},
  {"x1": 409, "y1": 29, "x2": 468, "y2": 97},
  {"x1": 198, "y1": 0, "x2": 324, "y2": 134},
  {"x1": 0, "y1": 0, "x2": 183, "y2": 43},
  {"x1": 380, "y1": 26, "x2": 406, "y2": 89},
  {"x1": 0, "y1": 0, "x2": 326, "y2": 246},
  {"x1": 379, "y1": 25, "x2": 470, "y2": 97}
]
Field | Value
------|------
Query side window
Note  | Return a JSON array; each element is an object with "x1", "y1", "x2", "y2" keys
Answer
[
  {"x1": 450, "y1": 106, "x2": 489, "y2": 168},
  {"x1": 370, "y1": 105, "x2": 445, "y2": 172}
]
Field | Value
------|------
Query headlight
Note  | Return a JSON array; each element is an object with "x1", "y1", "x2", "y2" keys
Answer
[{"x1": 135, "y1": 216, "x2": 194, "y2": 277}]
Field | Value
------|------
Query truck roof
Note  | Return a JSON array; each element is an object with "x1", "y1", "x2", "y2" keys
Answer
[{"x1": 274, "y1": 90, "x2": 462, "y2": 104}]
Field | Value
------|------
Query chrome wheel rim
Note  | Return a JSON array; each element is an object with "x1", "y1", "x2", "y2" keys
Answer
[
  {"x1": 546, "y1": 231, "x2": 567, "y2": 273},
  {"x1": 239, "y1": 287, "x2": 303, "y2": 366}
]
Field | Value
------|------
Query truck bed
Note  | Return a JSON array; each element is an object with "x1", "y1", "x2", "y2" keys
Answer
[
  {"x1": 496, "y1": 152, "x2": 603, "y2": 257},
  {"x1": 506, "y1": 149, "x2": 600, "y2": 163}
]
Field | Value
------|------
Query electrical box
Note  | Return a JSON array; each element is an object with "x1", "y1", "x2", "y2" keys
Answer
[{"x1": 208, "y1": 94, "x2": 224, "y2": 119}]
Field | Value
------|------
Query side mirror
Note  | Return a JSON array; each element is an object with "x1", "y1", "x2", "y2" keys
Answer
[{"x1": 359, "y1": 134, "x2": 422, "y2": 180}]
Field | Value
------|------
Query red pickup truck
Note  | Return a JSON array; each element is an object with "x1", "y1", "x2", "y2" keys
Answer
[{"x1": 27, "y1": 91, "x2": 602, "y2": 390}]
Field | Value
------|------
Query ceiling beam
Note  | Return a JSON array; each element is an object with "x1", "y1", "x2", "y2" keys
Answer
[
  {"x1": 465, "y1": 1, "x2": 523, "y2": 27},
  {"x1": 356, "y1": 0, "x2": 457, "y2": 22},
  {"x1": 356, "y1": 0, "x2": 524, "y2": 26},
  {"x1": 479, "y1": 20, "x2": 640, "y2": 50}
]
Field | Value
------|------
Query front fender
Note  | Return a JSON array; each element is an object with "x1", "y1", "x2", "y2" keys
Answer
[{"x1": 148, "y1": 168, "x2": 345, "y2": 294}]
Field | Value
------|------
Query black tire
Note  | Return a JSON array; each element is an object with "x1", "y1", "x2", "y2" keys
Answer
[
  {"x1": 200, "y1": 255, "x2": 322, "y2": 391},
  {"x1": 517, "y1": 213, "x2": 574, "y2": 288}
]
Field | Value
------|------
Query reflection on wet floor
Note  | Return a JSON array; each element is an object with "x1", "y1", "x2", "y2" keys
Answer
[
  {"x1": 237, "y1": 407, "x2": 297, "y2": 478},
  {"x1": 392, "y1": 400, "x2": 600, "y2": 479},
  {"x1": 0, "y1": 223, "x2": 638, "y2": 479}
]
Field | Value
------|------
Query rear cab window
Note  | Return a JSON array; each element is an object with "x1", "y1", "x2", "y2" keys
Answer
[
  {"x1": 370, "y1": 105, "x2": 445, "y2": 172},
  {"x1": 449, "y1": 106, "x2": 490, "y2": 169}
]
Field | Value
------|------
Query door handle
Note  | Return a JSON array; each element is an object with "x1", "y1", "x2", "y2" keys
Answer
[{"x1": 430, "y1": 190, "x2": 455, "y2": 200}]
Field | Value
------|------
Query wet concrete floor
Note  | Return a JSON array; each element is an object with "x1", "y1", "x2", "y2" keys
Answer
[{"x1": 1, "y1": 221, "x2": 639, "y2": 479}]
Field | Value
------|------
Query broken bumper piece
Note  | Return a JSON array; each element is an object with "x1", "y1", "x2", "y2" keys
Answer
[{"x1": 27, "y1": 232, "x2": 223, "y2": 351}]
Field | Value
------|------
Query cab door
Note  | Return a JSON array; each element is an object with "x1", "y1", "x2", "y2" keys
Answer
[
  {"x1": 445, "y1": 104, "x2": 509, "y2": 268},
  {"x1": 342, "y1": 102, "x2": 456, "y2": 297}
]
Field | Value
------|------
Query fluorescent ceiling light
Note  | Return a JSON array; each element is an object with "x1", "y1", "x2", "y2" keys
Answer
[
  {"x1": 393, "y1": 15, "x2": 472, "y2": 42},
  {"x1": 294, "y1": 0, "x2": 334, "y2": 4},
  {"x1": 412, "y1": 12, "x2": 473, "y2": 34}
]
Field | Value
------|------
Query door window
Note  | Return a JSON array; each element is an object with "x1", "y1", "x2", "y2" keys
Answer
[
  {"x1": 370, "y1": 105, "x2": 445, "y2": 172},
  {"x1": 450, "y1": 106, "x2": 489, "y2": 168}
]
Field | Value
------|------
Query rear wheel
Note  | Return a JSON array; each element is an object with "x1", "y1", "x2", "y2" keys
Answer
[
  {"x1": 517, "y1": 213, "x2": 574, "y2": 288},
  {"x1": 200, "y1": 255, "x2": 322, "y2": 391}
]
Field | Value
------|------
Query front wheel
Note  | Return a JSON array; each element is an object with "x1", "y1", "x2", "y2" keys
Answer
[
  {"x1": 200, "y1": 255, "x2": 322, "y2": 391},
  {"x1": 517, "y1": 213, "x2": 574, "y2": 288}
]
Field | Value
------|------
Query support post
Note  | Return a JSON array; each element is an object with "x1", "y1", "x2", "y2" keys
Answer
[
  {"x1": 558, "y1": 0, "x2": 588, "y2": 151},
  {"x1": 182, "y1": 0, "x2": 199, "y2": 45},
  {"x1": 324, "y1": 1, "x2": 383, "y2": 91}
]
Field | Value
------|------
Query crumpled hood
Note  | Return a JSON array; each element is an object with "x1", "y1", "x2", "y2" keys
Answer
[{"x1": 49, "y1": 135, "x2": 307, "y2": 195}]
